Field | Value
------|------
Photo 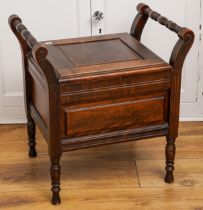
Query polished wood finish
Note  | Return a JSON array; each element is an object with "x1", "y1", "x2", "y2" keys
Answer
[
  {"x1": 1, "y1": 123, "x2": 203, "y2": 210},
  {"x1": 9, "y1": 3, "x2": 194, "y2": 205},
  {"x1": 65, "y1": 97, "x2": 167, "y2": 137},
  {"x1": 131, "y1": 3, "x2": 194, "y2": 183}
]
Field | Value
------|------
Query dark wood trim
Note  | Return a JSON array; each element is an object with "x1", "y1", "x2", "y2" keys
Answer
[
  {"x1": 9, "y1": 15, "x2": 62, "y2": 205},
  {"x1": 9, "y1": 4, "x2": 194, "y2": 204},
  {"x1": 61, "y1": 124, "x2": 168, "y2": 152}
]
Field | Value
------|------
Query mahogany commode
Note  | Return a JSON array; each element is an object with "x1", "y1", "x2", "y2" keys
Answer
[{"x1": 9, "y1": 3, "x2": 194, "y2": 205}]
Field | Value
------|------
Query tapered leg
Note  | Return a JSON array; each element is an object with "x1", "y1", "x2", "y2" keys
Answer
[
  {"x1": 50, "y1": 157, "x2": 61, "y2": 205},
  {"x1": 27, "y1": 113, "x2": 37, "y2": 157},
  {"x1": 165, "y1": 137, "x2": 176, "y2": 183}
]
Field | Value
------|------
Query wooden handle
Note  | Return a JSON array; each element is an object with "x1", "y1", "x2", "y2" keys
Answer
[
  {"x1": 131, "y1": 3, "x2": 194, "y2": 42},
  {"x1": 130, "y1": 3, "x2": 195, "y2": 138},
  {"x1": 131, "y1": 3, "x2": 195, "y2": 69},
  {"x1": 137, "y1": 4, "x2": 182, "y2": 36},
  {"x1": 8, "y1": 15, "x2": 57, "y2": 86},
  {"x1": 8, "y1": 15, "x2": 48, "y2": 60}
]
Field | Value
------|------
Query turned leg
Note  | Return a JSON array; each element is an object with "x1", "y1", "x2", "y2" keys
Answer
[
  {"x1": 165, "y1": 137, "x2": 176, "y2": 183},
  {"x1": 27, "y1": 113, "x2": 37, "y2": 157},
  {"x1": 50, "y1": 157, "x2": 61, "y2": 205}
]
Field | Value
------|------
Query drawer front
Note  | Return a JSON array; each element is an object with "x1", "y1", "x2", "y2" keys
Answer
[{"x1": 62, "y1": 95, "x2": 168, "y2": 138}]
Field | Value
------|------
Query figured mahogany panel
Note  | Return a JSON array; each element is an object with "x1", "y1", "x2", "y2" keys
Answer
[{"x1": 64, "y1": 96, "x2": 167, "y2": 137}]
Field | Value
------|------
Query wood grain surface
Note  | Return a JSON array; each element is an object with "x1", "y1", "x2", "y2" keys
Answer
[
  {"x1": 0, "y1": 122, "x2": 203, "y2": 209},
  {"x1": 8, "y1": 7, "x2": 195, "y2": 203}
]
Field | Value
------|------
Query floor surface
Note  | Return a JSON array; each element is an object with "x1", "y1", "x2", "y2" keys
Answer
[{"x1": 0, "y1": 122, "x2": 203, "y2": 209}]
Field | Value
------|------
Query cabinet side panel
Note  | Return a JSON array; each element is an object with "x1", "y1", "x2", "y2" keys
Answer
[{"x1": 28, "y1": 60, "x2": 49, "y2": 126}]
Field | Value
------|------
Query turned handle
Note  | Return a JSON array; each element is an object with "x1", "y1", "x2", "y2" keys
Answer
[
  {"x1": 131, "y1": 3, "x2": 194, "y2": 42},
  {"x1": 8, "y1": 15, "x2": 57, "y2": 86},
  {"x1": 8, "y1": 15, "x2": 48, "y2": 61},
  {"x1": 131, "y1": 3, "x2": 195, "y2": 70},
  {"x1": 137, "y1": 3, "x2": 182, "y2": 37}
]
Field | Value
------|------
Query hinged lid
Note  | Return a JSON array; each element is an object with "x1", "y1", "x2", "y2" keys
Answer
[{"x1": 43, "y1": 33, "x2": 172, "y2": 83}]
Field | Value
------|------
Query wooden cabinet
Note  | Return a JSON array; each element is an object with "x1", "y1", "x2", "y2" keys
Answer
[
  {"x1": 9, "y1": 3, "x2": 194, "y2": 205},
  {"x1": 50, "y1": 34, "x2": 172, "y2": 143}
]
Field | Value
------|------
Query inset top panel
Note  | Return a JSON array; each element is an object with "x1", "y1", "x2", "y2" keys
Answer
[{"x1": 58, "y1": 38, "x2": 142, "y2": 67}]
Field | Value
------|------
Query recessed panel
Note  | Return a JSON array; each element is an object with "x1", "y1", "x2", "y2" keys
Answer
[
  {"x1": 64, "y1": 97, "x2": 167, "y2": 137},
  {"x1": 58, "y1": 39, "x2": 142, "y2": 66}
]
